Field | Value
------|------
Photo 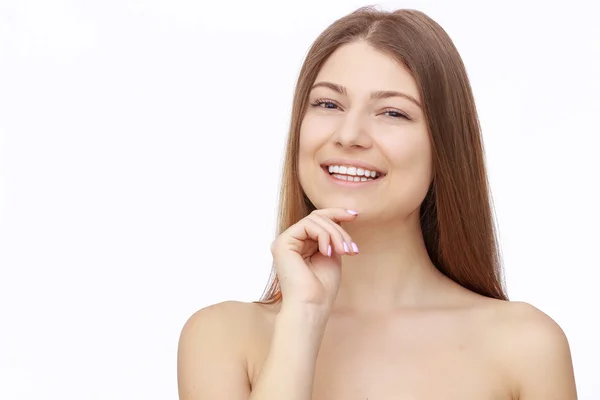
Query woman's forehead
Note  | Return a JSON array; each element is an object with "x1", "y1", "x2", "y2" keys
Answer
[{"x1": 313, "y1": 42, "x2": 420, "y2": 103}]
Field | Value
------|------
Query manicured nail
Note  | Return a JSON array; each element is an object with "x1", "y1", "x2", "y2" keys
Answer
[
  {"x1": 351, "y1": 242, "x2": 359, "y2": 253},
  {"x1": 343, "y1": 242, "x2": 349, "y2": 253},
  {"x1": 346, "y1": 209, "x2": 358, "y2": 215},
  {"x1": 327, "y1": 245, "x2": 332, "y2": 257}
]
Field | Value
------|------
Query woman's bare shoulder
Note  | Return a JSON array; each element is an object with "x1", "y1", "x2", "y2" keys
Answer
[
  {"x1": 177, "y1": 300, "x2": 278, "y2": 399},
  {"x1": 179, "y1": 300, "x2": 279, "y2": 350},
  {"x1": 478, "y1": 299, "x2": 571, "y2": 357},
  {"x1": 486, "y1": 300, "x2": 570, "y2": 346},
  {"x1": 183, "y1": 300, "x2": 276, "y2": 328},
  {"x1": 484, "y1": 300, "x2": 577, "y2": 399}
]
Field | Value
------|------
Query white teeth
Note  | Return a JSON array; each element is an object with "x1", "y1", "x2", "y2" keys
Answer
[
  {"x1": 325, "y1": 164, "x2": 381, "y2": 178},
  {"x1": 331, "y1": 173, "x2": 375, "y2": 182},
  {"x1": 326, "y1": 164, "x2": 382, "y2": 182}
]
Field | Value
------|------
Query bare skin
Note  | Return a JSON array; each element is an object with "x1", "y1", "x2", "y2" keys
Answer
[
  {"x1": 179, "y1": 296, "x2": 576, "y2": 399},
  {"x1": 177, "y1": 41, "x2": 577, "y2": 399}
]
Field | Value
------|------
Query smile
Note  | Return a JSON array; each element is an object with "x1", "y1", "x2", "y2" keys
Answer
[{"x1": 321, "y1": 164, "x2": 386, "y2": 185}]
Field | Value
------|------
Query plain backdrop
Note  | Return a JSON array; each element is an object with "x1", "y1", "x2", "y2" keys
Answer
[{"x1": 1, "y1": 0, "x2": 598, "y2": 398}]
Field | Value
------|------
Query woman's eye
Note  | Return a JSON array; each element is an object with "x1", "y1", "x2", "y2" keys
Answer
[
  {"x1": 383, "y1": 110, "x2": 409, "y2": 119},
  {"x1": 311, "y1": 100, "x2": 339, "y2": 109},
  {"x1": 310, "y1": 101, "x2": 409, "y2": 120}
]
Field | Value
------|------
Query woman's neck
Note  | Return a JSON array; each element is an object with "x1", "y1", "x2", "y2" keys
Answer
[{"x1": 334, "y1": 212, "x2": 449, "y2": 313}]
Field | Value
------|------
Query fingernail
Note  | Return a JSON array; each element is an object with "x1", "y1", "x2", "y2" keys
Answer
[
  {"x1": 346, "y1": 209, "x2": 358, "y2": 215},
  {"x1": 343, "y1": 242, "x2": 349, "y2": 253},
  {"x1": 351, "y1": 242, "x2": 359, "y2": 253},
  {"x1": 327, "y1": 245, "x2": 332, "y2": 257}
]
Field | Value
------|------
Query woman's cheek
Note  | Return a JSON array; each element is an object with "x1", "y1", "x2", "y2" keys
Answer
[{"x1": 299, "y1": 114, "x2": 338, "y2": 147}]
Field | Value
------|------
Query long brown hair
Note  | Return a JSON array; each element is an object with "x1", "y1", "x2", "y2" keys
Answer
[{"x1": 258, "y1": 6, "x2": 508, "y2": 303}]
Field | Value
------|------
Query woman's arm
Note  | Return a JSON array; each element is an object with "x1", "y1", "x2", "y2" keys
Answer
[
  {"x1": 248, "y1": 304, "x2": 329, "y2": 400},
  {"x1": 177, "y1": 301, "x2": 329, "y2": 400},
  {"x1": 505, "y1": 302, "x2": 577, "y2": 399}
]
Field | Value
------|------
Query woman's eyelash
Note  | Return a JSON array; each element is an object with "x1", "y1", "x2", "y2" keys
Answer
[
  {"x1": 310, "y1": 99, "x2": 410, "y2": 120},
  {"x1": 311, "y1": 99, "x2": 339, "y2": 109},
  {"x1": 381, "y1": 108, "x2": 410, "y2": 120}
]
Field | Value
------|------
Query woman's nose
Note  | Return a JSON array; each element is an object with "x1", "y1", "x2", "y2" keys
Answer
[{"x1": 331, "y1": 114, "x2": 373, "y2": 149}]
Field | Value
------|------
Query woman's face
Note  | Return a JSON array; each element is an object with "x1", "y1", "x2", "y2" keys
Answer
[{"x1": 298, "y1": 41, "x2": 433, "y2": 222}]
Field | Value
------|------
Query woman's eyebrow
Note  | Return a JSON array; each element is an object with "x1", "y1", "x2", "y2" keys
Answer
[{"x1": 311, "y1": 81, "x2": 422, "y2": 109}]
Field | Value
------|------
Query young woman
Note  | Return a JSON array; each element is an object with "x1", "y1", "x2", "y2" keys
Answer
[{"x1": 178, "y1": 7, "x2": 577, "y2": 399}]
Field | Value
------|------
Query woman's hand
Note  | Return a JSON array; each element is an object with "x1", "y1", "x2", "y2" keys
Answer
[{"x1": 270, "y1": 208, "x2": 360, "y2": 311}]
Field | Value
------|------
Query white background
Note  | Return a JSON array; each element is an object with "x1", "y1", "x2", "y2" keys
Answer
[{"x1": 1, "y1": 0, "x2": 598, "y2": 398}]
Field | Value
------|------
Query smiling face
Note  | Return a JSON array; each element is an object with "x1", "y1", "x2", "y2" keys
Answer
[{"x1": 297, "y1": 41, "x2": 433, "y2": 222}]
